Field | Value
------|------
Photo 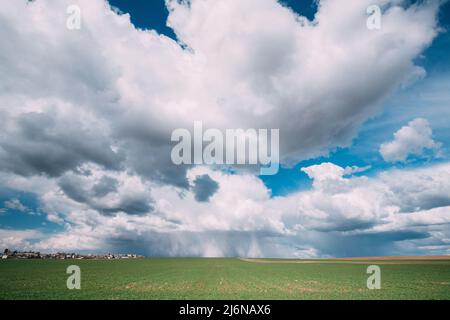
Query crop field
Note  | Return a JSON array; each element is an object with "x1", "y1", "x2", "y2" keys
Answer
[{"x1": 0, "y1": 257, "x2": 449, "y2": 300}]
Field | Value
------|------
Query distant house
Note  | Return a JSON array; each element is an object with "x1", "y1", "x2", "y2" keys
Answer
[{"x1": 0, "y1": 249, "x2": 142, "y2": 260}]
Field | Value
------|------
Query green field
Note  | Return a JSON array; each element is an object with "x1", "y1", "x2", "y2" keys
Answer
[{"x1": 1, "y1": 258, "x2": 449, "y2": 299}]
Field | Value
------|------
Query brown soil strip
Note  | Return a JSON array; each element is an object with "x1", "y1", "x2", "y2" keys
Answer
[{"x1": 239, "y1": 256, "x2": 450, "y2": 265}]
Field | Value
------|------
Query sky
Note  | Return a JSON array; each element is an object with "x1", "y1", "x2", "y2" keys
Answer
[{"x1": 0, "y1": 0, "x2": 450, "y2": 258}]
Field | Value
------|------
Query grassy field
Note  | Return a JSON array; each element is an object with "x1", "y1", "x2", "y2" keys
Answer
[{"x1": 0, "y1": 257, "x2": 449, "y2": 299}]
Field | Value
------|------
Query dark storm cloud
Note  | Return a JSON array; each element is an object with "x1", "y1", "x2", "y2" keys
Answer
[
  {"x1": 192, "y1": 174, "x2": 219, "y2": 202},
  {"x1": 92, "y1": 176, "x2": 119, "y2": 197},
  {"x1": 99, "y1": 195, "x2": 154, "y2": 216},
  {"x1": 312, "y1": 219, "x2": 375, "y2": 233},
  {"x1": 58, "y1": 175, "x2": 89, "y2": 204},
  {"x1": 400, "y1": 195, "x2": 450, "y2": 213},
  {"x1": 0, "y1": 112, "x2": 123, "y2": 177},
  {"x1": 354, "y1": 230, "x2": 431, "y2": 242},
  {"x1": 129, "y1": 150, "x2": 190, "y2": 189},
  {"x1": 58, "y1": 173, "x2": 153, "y2": 216},
  {"x1": 103, "y1": 230, "x2": 286, "y2": 257},
  {"x1": 308, "y1": 229, "x2": 432, "y2": 258}
]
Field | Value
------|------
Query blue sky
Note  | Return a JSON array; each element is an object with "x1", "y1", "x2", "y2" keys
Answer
[
  {"x1": 108, "y1": 0, "x2": 319, "y2": 35},
  {"x1": 1, "y1": 0, "x2": 450, "y2": 257},
  {"x1": 0, "y1": 187, "x2": 63, "y2": 243}
]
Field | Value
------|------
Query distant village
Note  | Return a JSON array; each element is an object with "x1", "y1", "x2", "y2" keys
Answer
[{"x1": 2, "y1": 248, "x2": 144, "y2": 260}]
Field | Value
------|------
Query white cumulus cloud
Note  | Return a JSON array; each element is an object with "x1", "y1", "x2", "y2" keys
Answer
[{"x1": 380, "y1": 118, "x2": 442, "y2": 162}]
